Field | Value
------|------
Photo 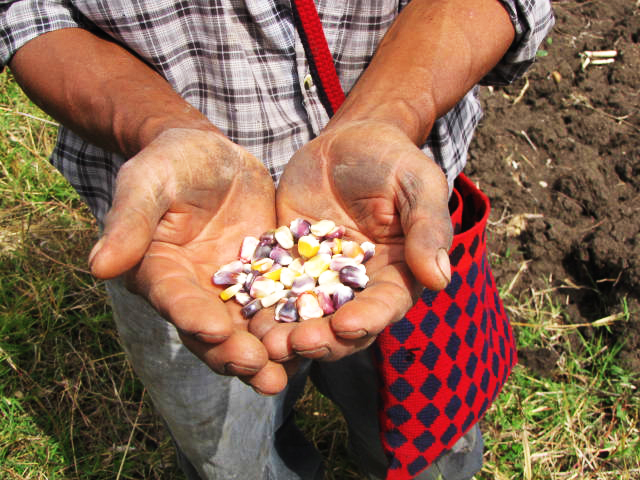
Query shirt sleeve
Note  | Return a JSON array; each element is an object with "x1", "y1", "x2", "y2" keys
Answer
[
  {"x1": 0, "y1": 1, "x2": 83, "y2": 70},
  {"x1": 481, "y1": 0, "x2": 555, "y2": 85}
]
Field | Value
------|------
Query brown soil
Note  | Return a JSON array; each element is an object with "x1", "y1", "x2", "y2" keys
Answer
[{"x1": 468, "y1": 0, "x2": 640, "y2": 374}]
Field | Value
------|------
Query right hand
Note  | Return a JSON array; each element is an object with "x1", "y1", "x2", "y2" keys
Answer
[{"x1": 88, "y1": 128, "x2": 289, "y2": 395}]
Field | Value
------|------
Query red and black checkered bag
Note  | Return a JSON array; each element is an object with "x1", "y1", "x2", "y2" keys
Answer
[
  {"x1": 291, "y1": 2, "x2": 517, "y2": 478},
  {"x1": 374, "y1": 174, "x2": 516, "y2": 479}
]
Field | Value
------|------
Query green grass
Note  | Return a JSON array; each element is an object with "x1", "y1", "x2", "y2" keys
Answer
[{"x1": 1, "y1": 69, "x2": 638, "y2": 480}]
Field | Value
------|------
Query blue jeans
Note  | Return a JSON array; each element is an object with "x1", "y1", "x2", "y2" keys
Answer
[{"x1": 106, "y1": 278, "x2": 483, "y2": 480}]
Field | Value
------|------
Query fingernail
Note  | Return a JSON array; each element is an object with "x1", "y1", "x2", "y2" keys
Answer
[
  {"x1": 252, "y1": 386, "x2": 275, "y2": 397},
  {"x1": 274, "y1": 354, "x2": 298, "y2": 363},
  {"x1": 293, "y1": 346, "x2": 330, "y2": 359},
  {"x1": 335, "y1": 329, "x2": 368, "y2": 339},
  {"x1": 223, "y1": 362, "x2": 260, "y2": 376},
  {"x1": 88, "y1": 236, "x2": 106, "y2": 268},
  {"x1": 195, "y1": 333, "x2": 229, "y2": 343},
  {"x1": 436, "y1": 248, "x2": 451, "y2": 286}
]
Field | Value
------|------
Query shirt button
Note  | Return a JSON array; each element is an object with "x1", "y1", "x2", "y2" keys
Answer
[{"x1": 303, "y1": 73, "x2": 313, "y2": 90}]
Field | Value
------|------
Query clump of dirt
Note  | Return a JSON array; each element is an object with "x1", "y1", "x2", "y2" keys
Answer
[{"x1": 468, "y1": 0, "x2": 640, "y2": 372}]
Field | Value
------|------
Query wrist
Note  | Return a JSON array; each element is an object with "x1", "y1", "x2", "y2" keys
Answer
[
  {"x1": 120, "y1": 106, "x2": 220, "y2": 158},
  {"x1": 326, "y1": 88, "x2": 436, "y2": 146}
]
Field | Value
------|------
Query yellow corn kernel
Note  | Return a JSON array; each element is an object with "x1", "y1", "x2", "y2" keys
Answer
[
  {"x1": 298, "y1": 235, "x2": 320, "y2": 258},
  {"x1": 263, "y1": 266, "x2": 283, "y2": 281},
  {"x1": 304, "y1": 253, "x2": 331, "y2": 278},
  {"x1": 219, "y1": 283, "x2": 243, "y2": 301}
]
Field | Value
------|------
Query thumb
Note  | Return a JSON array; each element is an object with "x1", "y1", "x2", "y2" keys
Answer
[
  {"x1": 404, "y1": 214, "x2": 452, "y2": 291},
  {"x1": 400, "y1": 164, "x2": 453, "y2": 292},
  {"x1": 88, "y1": 161, "x2": 169, "y2": 279}
]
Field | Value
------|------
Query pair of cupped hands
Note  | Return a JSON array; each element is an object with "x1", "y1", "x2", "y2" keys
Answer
[{"x1": 88, "y1": 120, "x2": 453, "y2": 395}]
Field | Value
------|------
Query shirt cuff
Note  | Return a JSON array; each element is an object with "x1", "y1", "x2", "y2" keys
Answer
[
  {"x1": 0, "y1": 1, "x2": 82, "y2": 69},
  {"x1": 481, "y1": 0, "x2": 556, "y2": 85}
]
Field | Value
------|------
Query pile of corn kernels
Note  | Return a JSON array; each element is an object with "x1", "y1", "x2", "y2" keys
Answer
[{"x1": 212, "y1": 218, "x2": 374, "y2": 322}]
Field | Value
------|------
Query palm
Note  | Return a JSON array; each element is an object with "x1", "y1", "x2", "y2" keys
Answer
[
  {"x1": 90, "y1": 129, "x2": 287, "y2": 393},
  {"x1": 257, "y1": 121, "x2": 453, "y2": 362}
]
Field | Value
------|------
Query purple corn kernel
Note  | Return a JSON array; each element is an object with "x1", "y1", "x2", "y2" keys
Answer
[
  {"x1": 244, "y1": 270, "x2": 259, "y2": 292},
  {"x1": 269, "y1": 245, "x2": 293, "y2": 266},
  {"x1": 259, "y1": 230, "x2": 277, "y2": 246},
  {"x1": 317, "y1": 290, "x2": 336, "y2": 315},
  {"x1": 291, "y1": 273, "x2": 316, "y2": 295},
  {"x1": 252, "y1": 244, "x2": 273, "y2": 261},
  {"x1": 339, "y1": 265, "x2": 369, "y2": 289},
  {"x1": 275, "y1": 297, "x2": 299, "y2": 322},
  {"x1": 332, "y1": 284, "x2": 355, "y2": 310},
  {"x1": 241, "y1": 298, "x2": 263, "y2": 319},
  {"x1": 212, "y1": 270, "x2": 242, "y2": 286},
  {"x1": 289, "y1": 218, "x2": 311, "y2": 240},
  {"x1": 361, "y1": 241, "x2": 376, "y2": 263},
  {"x1": 325, "y1": 225, "x2": 346, "y2": 239}
]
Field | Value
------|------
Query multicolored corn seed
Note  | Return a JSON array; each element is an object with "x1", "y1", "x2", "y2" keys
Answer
[
  {"x1": 291, "y1": 273, "x2": 316, "y2": 295},
  {"x1": 275, "y1": 297, "x2": 299, "y2": 322},
  {"x1": 361, "y1": 241, "x2": 375, "y2": 263},
  {"x1": 211, "y1": 218, "x2": 375, "y2": 321},
  {"x1": 241, "y1": 298, "x2": 263, "y2": 318},
  {"x1": 332, "y1": 284, "x2": 355, "y2": 310},
  {"x1": 252, "y1": 244, "x2": 273, "y2": 261},
  {"x1": 261, "y1": 289, "x2": 288, "y2": 308},
  {"x1": 339, "y1": 265, "x2": 369, "y2": 290},
  {"x1": 220, "y1": 283, "x2": 243, "y2": 301},
  {"x1": 310, "y1": 219, "x2": 336, "y2": 237},
  {"x1": 289, "y1": 218, "x2": 311, "y2": 240},
  {"x1": 303, "y1": 253, "x2": 331, "y2": 278},
  {"x1": 279, "y1": 267, "x2": 299, "y2": 288},
  {"x1": 240, "y1": 236, "x2": 259, "y2": 263},
  {"x1": 297, "y1": 235, "x2": 320, "y2": 259},
  {"x1": 275, "y1": 226, "x2": 295, "y2": 249},
  {"x1": 212, "y1": 270, "x2": 244, "y2": 286},
  {"x1": 296, "y1": 292, "x2": 324, "y2": 320},
  {"x1": 269, "y1": 246, "x2": 293, "y2": 266},
  {"x1": 316, "y1": 290, "x2": 336, "y2": 315}
]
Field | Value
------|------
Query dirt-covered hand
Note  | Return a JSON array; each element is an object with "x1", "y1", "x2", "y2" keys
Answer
[
  {"x1": 88, "y1": 128, "x2": 288, "y2": 394},
  {"x1": 254, "y1": 121, "x2": 453, "y2": 363}
]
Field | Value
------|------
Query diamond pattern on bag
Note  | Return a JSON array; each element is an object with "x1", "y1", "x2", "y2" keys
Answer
[
  {"x1": 449, "y1": 244, "x2": 465, "y2": 267},
  {"x1": 417, "y1": 403, "x2": 440, "y2": 427},
  {"x1": 445, "y1": 302, "x2": 462, "y2": 327},
  {"x1": 413, "y1": 431, "x2": 436, "y2": 452},
  {"x1": 390, "y1": 317, "x2": 415, "y2": 343},
  {"x1": 445, "y1": 333, "x2": 461, "y2": 359},
  {"x1": 387, "y1": 405, "x2": 412, "y2": 426},
  {"x1": 420, "y1": 311, "x2": 440, "y2": 338},
  {"x1": 390, "y1": 347, "x2": 415, "y2": 374},
  {"x1": 420, "y1": 343, "x2": 441, "y2": 370},
  {"x1": 445, "y1": 272, "x2": 462, "y2": 298},
  {"x1": 419, "y1": 374, "x2": 442, "y2": 400},
  {"x1": 389, "y1": 377, "x2": 413, "y2": 402}
]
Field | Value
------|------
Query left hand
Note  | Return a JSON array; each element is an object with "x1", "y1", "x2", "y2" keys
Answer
[{"x1": 250, "y1": 120, "x2": 453, "y2": 362}]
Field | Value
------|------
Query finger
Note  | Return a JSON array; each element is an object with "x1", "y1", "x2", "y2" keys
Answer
[
  {"x1": 130, "y1": 252, "x2": 235, "y2": 341},
  {"x1": 241, "y1": 360, "x2": 290, "y2": 396},
  {"x1": 180, "y1": 330, "x2": 269, "y2": 376},
  {"x1": 398, "y1": 160, "x2": 453, "y2": 291},
  {"x1": 90, "y1": 159, "x2": 169, "y2": 279},
  {"x1": 261, "y1": 322, "x2": 298, "y2": 362},
  {"x1": 288, "y1": 317, "x2": 376, "y2": 361},
  {"x1": 247, "y1": 307, "x2": 281, "y2": 340},
  {"x1": 330, "y1": 265, "x2": 416, "y2": 340}
]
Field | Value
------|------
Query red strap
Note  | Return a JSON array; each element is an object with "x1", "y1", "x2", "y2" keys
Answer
[{"x1": 290, "y1": 0, "x2": 345, "y2": 116}]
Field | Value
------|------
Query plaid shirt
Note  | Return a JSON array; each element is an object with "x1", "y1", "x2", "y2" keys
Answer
[{"x1": 1, "y1": 0, "x2": 553, "y2": 222}]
